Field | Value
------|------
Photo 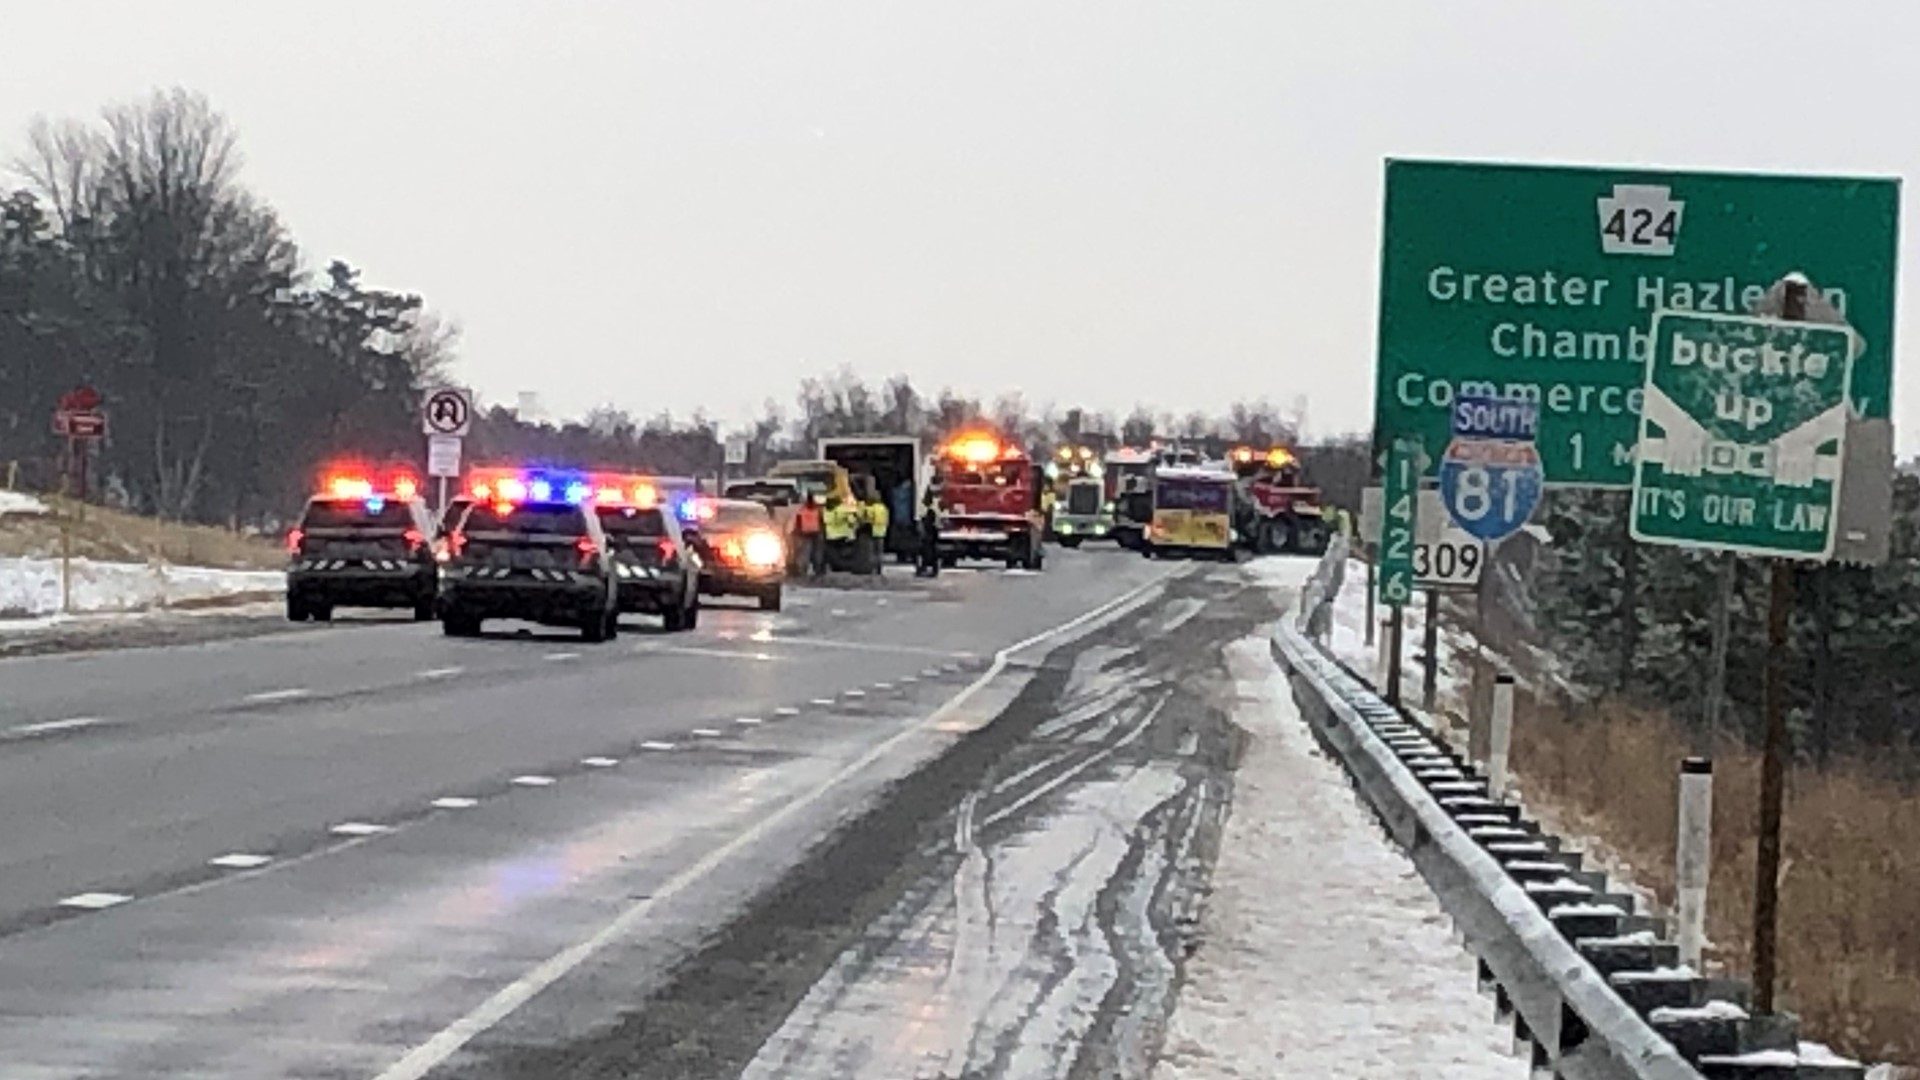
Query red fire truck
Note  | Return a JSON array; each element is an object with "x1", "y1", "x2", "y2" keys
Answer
[{"x1": 933, "y1": 432, "x2": 1047, "y2": 570}]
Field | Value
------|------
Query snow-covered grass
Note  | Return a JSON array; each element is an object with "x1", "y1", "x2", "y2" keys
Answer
[
  {"x1": 0, "y1": 491, "x2": 51, "y2": 517},
  {"x1": 1152, "y1": 627, "x2": 1518, "y2": 1080},
  {"x1": 0, "y1": 555, "x2": 282, "y2": 620}
]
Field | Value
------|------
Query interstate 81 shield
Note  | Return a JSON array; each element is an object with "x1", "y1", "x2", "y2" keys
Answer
[{"x1": 1438, "y1": 438, "x2": 1543, "y2": 544}]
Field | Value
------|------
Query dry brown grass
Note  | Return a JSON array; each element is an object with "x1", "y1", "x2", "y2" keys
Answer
[
  {"x1": 0, "y1": 496, "x2": 282, "y2": 569},
  {"x1": 1502, "y1": 689, "x2": 1920, "y2": 1067}
]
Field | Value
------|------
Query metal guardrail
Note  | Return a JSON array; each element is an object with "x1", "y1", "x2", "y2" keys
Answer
[{"x1": 1275, "y1": 553, "x2": 1864, "y2": 1080}]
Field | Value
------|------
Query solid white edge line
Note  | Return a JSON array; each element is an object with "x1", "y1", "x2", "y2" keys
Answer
[
  {"x1": 11, "y1": 716, "x2": 103, "y2": 736},
  {"x1": 366, "y1": 564, "x2": 1176, "y2": 1080}
]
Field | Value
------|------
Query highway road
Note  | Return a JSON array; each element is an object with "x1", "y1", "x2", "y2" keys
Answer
[{"x1": 0, "y1": 548, "x2": 1280, "y2": 1079}]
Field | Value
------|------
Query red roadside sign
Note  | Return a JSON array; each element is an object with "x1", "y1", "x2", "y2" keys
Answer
[{"x1": 53, "y1": 411, "x2": 107, "y2": 439}]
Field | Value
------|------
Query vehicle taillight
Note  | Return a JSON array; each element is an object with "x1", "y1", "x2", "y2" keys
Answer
[
  {"x1": 576, "y1": 535, "x2": 599, "y2": 564},
  {"x1": 658, "y1": 537, "x2": 676, "y2": 561},
  {"x1": 441, "y1": 531, "x2": 466, "y2": 562},
  {"x1": 403, "y1": 528, "x2": 425, "y2": 551},
  {"x1": 286, "y1": 528, "x2": 305, "y2": 554}
]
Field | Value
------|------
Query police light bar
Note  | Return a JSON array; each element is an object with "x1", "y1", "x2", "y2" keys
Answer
[{"x1": 321, "y1": 468, "x2": 419, "y2": 502}]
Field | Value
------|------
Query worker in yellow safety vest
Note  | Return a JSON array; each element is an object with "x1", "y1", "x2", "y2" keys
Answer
[
  {"x1": 823, "y1": 496, "x2": 860, "y2": 573},
  {"x1": 865, "y1": 493, "x2": 890, "y2": 575}
]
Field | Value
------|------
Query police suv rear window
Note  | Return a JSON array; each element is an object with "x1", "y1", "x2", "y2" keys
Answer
[
  {"x1": 462, "y1": 504, "x2": 588, "y2": 535},
  {"x1": 302, "y1": 499, "x2": 415, "y2": 530},
  {"x1": 596, "y1": 506, "x2": 667, "y2": 536}
]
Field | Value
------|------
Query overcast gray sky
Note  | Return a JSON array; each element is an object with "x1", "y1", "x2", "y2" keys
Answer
[{"x1": 3, "y1": 1, "x2": 1916, "y2": 445}]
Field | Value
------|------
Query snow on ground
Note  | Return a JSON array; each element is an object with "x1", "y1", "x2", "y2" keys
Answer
[
  {"x1": 0, "y1": 556, "x2": 282, "y2": 620},
  {"x1": 1248, "y1": 555, "x2": 1480, "y2": 709},
  {"x1": 0, "y1": 491, "x2": 51, "y2": 516},
  {"x1": 1151, "y1": 631, "x2": 1519, "y2": 1080}
]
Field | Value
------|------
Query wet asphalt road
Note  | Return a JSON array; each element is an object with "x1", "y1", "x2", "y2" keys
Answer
[{"x1": 0, "y1": 549, "x2": 1182, "y2": 1079}]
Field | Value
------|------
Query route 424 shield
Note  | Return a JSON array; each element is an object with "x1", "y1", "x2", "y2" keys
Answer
[{"x1": 1439, "y1": 438, "x2": 1543, "y2": 543}]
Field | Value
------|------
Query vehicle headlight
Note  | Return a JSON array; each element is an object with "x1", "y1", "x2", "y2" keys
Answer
[
  {"x1": 744, "y1": 531, "x2": 784, "y2": 567},
  {"x1": 1058, "y1": 522, "x2": 1074, "y2": 534}
]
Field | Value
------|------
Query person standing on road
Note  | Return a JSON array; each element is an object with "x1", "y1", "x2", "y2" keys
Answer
[
  {"x1": 793, "y1": 494, "x2": 824, "y2": 578},
  {"x1": 866, "y1": 491, "x2": 890, "y2": 576},
  {"x1": 917, "y1": 484, "x2": 942, "y2": 578},
  {"x1": 824, "y1": 495, "x2": 858, "y2": 573}
]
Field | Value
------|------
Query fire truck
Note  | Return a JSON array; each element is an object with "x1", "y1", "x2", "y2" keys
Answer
[
  {"x1": 932, "y1": 432, "x2": 1047, "y2": 570},
  {"x1": 1228, "y1": 445, "x2": 1331, "y2": 555}
]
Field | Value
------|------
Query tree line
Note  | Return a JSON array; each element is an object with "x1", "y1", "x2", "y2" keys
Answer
[
  {"x1": 2, "y1": 90, "x2": 1367, "y2": 526},
  {"x1": 1517, "y1": 482, "x2": 1920, "y2": 768}
]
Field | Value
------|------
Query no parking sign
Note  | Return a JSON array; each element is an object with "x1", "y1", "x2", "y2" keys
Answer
[{"x1": 1438, "y1": 395, "x2": 1542, "y2": 544}]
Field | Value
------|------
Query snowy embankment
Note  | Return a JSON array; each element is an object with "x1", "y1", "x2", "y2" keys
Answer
[
  {"x1": 0, "y1": 491, "x2": 281, "y2": 621},
  {"x1": 0, "y1": 557, "x2": 282, "y2": 620},
  {"x1": 1153, "y1": 558, "x2": 1516, "y2": 1080}
]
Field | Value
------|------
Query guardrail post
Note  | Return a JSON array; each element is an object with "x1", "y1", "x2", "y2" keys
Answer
[
  {"x1": 1677, "y1": 757, "x2": 1713, "y2": 970},
  {"x1": 1488, "y1": 673, "x2": 1515, "y2": 801}
]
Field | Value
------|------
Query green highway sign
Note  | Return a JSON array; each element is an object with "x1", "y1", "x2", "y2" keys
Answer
[
  {"x1": 1379, "y1": 437, "x2": 1421, "y2": 607},
  {"x1": 1374, "y1": 160, "x2": 1899, "y2": 486},
  {"x1": 1631, "y1": 312, "x2": 1853, "y2": 558}
]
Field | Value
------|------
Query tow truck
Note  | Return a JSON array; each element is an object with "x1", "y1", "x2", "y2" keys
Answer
[
  {"x1": 932, "y1": 432, "x2": 1046, "y2": 570},
  {"x1": 1228, "y1": 445, "x2": 1331, "y2": 555}
]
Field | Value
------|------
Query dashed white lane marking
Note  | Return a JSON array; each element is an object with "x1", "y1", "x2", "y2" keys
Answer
[
  {"x1": 842, "y1": 689, "x2": 867, "y2": 699},
  {"x1": 243, "y1": 688, "x2": 310, "y2": 704},
  {"x1": 640, "y1": 741, "x2": 676, "y2": 751},
  {"x1": 774, "y1": 707, "x2": 801, "y2": 717},
  {"x1": 544, "y1": 652, "x2": 581, "y2": 662},
  {"x1": 691, "y1": 728, "x2": 723, "y2": 738},
  {"x1": 901, "y1": 675, "x2": 918, "y2": 684},
  {"x1": 734, "y1": 717, "x2": 763, "y2": 727},
  {"x1": 510, "y1": 775, "x2": 556, "y2": 787},
  {"x1": 418, "y1": 666, "x2": 465, "y2": 679},
  {"x1": 921, "y1": 667, "x2": 942, "y2": 677},
  {"x1": 830, "y1": 608, "x2": 850, "y2": 617},
  {"x1": 208, "y1": 853, "x2": 272, "y2": 869},
  {"x1": 364, "y1": 566, "x2": 1176, "y2": 1080},
  {"x1": 431, "y1": 797, "x2": 479, "y2": 809},
  {"x1": 59, "y1": 892, "x2": 131, "y2": 910},
  {"x1": 581, "y1": 757, "x2": 619, "y2": 768},
  {"x1": 11, "y1": 716, "x2": 103, "y2": 736},
  {"x1": 809, "y1": 698, "x2": 835, "y2": 706},
  {"x1": 633, "y1": 644, "x2": 778, "y2": 662},
  {"x1": 330, "y1": 822, "x2": 390, "y2": 837}
]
